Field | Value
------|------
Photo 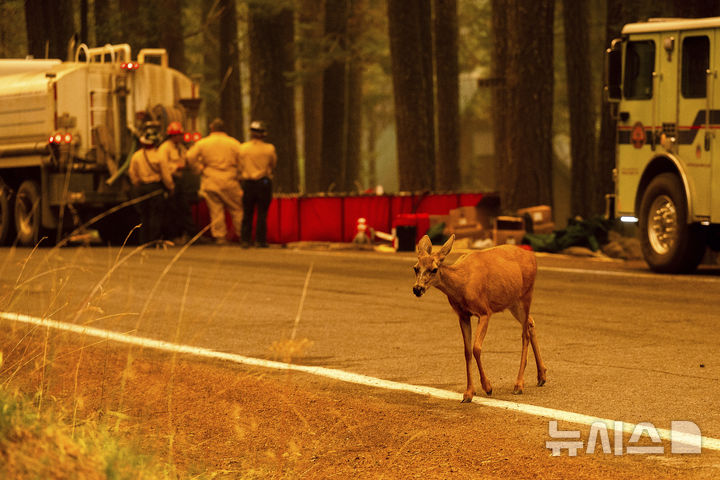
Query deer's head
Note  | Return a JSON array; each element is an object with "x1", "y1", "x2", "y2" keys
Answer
[{"x1": 412, "y1": 234, "x2": 455, "y2": 297}]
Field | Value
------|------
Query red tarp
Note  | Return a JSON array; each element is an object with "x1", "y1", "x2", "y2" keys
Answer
[{"x1": 192, "y1": 192, "x2": 485, "y2": 243}]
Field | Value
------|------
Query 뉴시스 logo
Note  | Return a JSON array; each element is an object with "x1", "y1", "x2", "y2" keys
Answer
[{"x1": 546, "y1": 420, "x2": 702, "y2": 456}]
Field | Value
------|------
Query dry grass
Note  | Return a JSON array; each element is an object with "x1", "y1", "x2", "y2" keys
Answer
[
  {"x1": 0, "y1": 378, "x2": 171, "y2": 479},
  {"x1": 0, "y1": 232, "x2": 227, "y2": 479}
]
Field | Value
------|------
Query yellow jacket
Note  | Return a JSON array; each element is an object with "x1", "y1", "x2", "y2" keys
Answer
[
  {"x1": 128, "y1": 147, "x2": 175, "y2": 190},
  {"x1": 187, "y1": 132, "x2": 243, "y2": 182},
  {"x1": 158, "y1": 139, "x2": 188, "y2": 176}
]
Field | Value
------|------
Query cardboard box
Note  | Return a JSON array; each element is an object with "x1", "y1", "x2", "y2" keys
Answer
[
  {"x1": 517, "y1": 205, "x2": 552, "y2": 225},
  {"x1": 449, "y1": 206, "x2": 478, "y2": 228},
  {"x1": 493, "y1": 229, "x2": 526, "y2": 246},
  {"x1": 494, "y1": 216, "x2": 524, "y2": 230},
  {"x1": 493, "y1": 216, "x2": 525, "y2": 246}
]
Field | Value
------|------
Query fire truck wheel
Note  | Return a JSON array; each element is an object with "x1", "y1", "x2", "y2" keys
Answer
[
  {"x1": 0, "y1": 184, "x2": 14, "y2": 245},
  {"x1": 639, "y1": 173, "x2": 705, "y2": 273},
  {"x1": 14, "y1": 180, "x2": 42, "y2": 246}
]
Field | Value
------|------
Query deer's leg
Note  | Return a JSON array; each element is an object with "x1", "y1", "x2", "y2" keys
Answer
[
  {"x1": 458, "y1": 313, "x2": 475, "y2": 403},
  {"x1": 509, "y1": 303, "x2": 531, "y2": 395},
  {"x1": 472, "y1": 314, "x2": 493, "y2": 396},
  {"x1": 458, "y1": 314, "x2": 476, "y2": 402},
  {"x1": 526, "y1": 314, "x2": 547, "y2": 387}
]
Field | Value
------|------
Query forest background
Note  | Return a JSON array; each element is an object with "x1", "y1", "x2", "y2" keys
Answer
[{"x1": 2, "y1": 0, "x2": 719, "y2": 226}]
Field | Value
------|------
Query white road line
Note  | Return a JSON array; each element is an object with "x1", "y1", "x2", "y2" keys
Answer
[
  {"x1": 539, "y1": 265, "x2": 720, "y2": 283},
  {"x1": 2, "y1": 310, "x2": 719, "y2": 452}
]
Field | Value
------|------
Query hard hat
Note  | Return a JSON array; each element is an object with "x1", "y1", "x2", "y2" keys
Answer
[
  {"x1": 167, "y1": 121, "x2": 184, "y2": 136},
  {"x1": 250, "y1": 120, "x2": 267, "y2": 133}
]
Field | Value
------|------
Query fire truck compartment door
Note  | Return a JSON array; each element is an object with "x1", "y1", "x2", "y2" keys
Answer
[{"x1": 678, "y1": 30, "x2": 714, "y2": 219}]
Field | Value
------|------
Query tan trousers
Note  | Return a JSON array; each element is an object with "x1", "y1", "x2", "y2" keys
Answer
[{"x1": 201, "y1": 178, "x2": 244, "y2": 240}]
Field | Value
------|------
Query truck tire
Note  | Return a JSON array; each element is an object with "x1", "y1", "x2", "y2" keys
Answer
[
  {"x1": 639, "y1": 173, "x2": 705, "y2": 273},
  {"x1": 0, "y1": 185, "x2": 14, "y2": 245},
  {"x1": 14, "y1": 180, "x2": 42, "y2": 246}
]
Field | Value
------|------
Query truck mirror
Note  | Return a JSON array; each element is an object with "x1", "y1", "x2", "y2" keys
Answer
[{"x1": 605, "y1": 39, "x2": 623, "y2": 102}]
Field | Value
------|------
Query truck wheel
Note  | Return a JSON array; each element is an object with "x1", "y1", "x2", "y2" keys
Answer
[
  {"x1": 14, "y1": 180, "x2": 42, "y2": 246},
  {"x1": 0, "y1": 185, "x2": 14, "y2": 245},
  {"x1": 639, "y1": 173, "x2": 705, "y2": 273}
]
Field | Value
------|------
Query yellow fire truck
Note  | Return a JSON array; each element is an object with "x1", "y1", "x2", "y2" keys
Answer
[
  {"x1": 0, "y1": 43, "x2": 201, "y2": 245},
  {"x1": 606, "y1": 17, "x2": 720, "y2": 272}
]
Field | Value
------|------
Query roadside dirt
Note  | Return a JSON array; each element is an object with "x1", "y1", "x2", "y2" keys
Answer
[{"x1": 1, "y1": 325, "x2": 718, "y2": 479}]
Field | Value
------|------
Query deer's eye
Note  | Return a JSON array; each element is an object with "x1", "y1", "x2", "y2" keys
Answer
[{"x1": 431, "y1": 267, "x2": 438, "y2": 274}]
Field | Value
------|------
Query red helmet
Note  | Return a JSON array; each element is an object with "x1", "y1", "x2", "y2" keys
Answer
[{"x1": 166, "y1": 121, "x2": 184, "y2": 136}]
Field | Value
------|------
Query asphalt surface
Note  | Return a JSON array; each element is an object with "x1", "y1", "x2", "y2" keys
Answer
[{"x1": 1, "y1": 242, "x2": 719, "y2": 446}]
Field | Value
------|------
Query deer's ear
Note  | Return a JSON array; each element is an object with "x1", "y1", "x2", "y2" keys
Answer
[
  {"x1": 416, "y1": 235, "x2": 432, "y2": 256},
  {"x1": 437, "y1": 234, "x2": 455, "y2": 261}
]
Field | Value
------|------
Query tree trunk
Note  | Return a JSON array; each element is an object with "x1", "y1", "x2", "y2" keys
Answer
[
  {"x1": 298, "y1": 0, "x2": 325, "y2": 194},
  {"x1": 344, "y1": 0, "x2": 366, "y2": 192},
  {"x1": 387, "y1": 0, "x2": 435, "y2": 192},
  {"x1": 25, "y1": 0, "x2": 75, "y2": 60},
  {"x1": 319, "y1": 0, "x2": 349, "y2": 193},
  {"x1": 434, "y1": 0, "x2": 461, "y2": 191},
  {"x1": 345, "y1": 59, "x2": 363, "y2": 192},
  {"x1": 365, "y1": 112, "x2": 378, "y2": 188},
  {"x1": 563, "y1": 0, "x2": 597, "y2": 217},
  {"x1": 219, "y1": 0, "x2": 243, "y2": 139},
  {"x1": 499, "y1": 0, "x2": 554, "y2": 211},
  {"x1": 248, "y1": 3, "x2": 299, "y2": 193},
  {"x1": 156, "y1": 0, "x2": 185, "y2": 72},
  {"x1": 80, "y1": 0, "x2": 88, "y2": 45},
  {"x1": 120, "y1": 0, "x2": 142, "y2": 54},
  {"x1": 201, "y1": 0, "x2": 220, "y2": 125},
  {"x1": 94, "y1": 0, "x2": 117, "y2": 46},
  {"x1": 673, "y1": 1, "x2": 720, "y2": 17},
  {"x1": 490, "y1": 0, "x2": 508, "y2": 195}
]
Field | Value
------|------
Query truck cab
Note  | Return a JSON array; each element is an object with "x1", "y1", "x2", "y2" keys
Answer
[{"x1": 606, "y1": 17, "x2": 720, "y2": 272}]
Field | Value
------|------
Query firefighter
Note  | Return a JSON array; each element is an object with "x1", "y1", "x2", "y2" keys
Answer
[
  {"x1": 128, "y1": 122, "x2": 175, "y2": 244},
  {"x1": 187, "y1": 118, "x2": 244, "y2": 245},
  {"x1": 159, "y1": 121, "x2": 197, "y2": 244},
  {"x1": 239, "y1": 121, "x2": 277, "y2": 248}
]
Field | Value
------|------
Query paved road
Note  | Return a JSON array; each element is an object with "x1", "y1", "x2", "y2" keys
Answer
[{"x1": 1, "y1": 243, "x2": 719, "y2": 443}]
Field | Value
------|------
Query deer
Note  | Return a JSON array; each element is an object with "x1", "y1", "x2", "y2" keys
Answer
[{"x1": 412, "y1": 234, "x2": 547, "y2": 402}]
